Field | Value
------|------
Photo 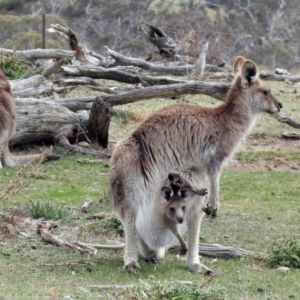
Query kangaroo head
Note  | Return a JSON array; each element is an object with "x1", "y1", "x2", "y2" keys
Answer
[
  {"x1": 162, "y1": 185, "x2": 188, "y2": 224},
  {"x1": 233, "y1": 56, "x2": 282, "y2": 114}
]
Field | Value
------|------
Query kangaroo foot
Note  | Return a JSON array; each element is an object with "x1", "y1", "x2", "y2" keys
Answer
[
  {"x1": 144, "y1": 257, "x2": 157, "y2": 264},
  {"x1": 203, "y1": 205, "x2": 218, "y2": 218},
  {"x1": 124, "y1": 258, "x2": 140, "y2": 273},
  {"x1": 187, "y1": 262, "x2": 213, "y2": 275}
]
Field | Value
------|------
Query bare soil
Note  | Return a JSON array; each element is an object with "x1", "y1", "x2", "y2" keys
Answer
[{"x1": 228, "y1": 135, "x2": 300, "y2": 172}]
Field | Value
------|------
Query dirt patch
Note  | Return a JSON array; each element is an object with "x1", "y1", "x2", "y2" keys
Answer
[{"x1": 227, "y1": 135, "x2": 300, "y2": 172}]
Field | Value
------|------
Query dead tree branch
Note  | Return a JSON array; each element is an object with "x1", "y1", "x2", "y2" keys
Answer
[
  {"x1": 37, "y1": 223, "x2": 86, "y2": 254},
  {"x1": 169, "y1": 243, "x2": 264, "y2": 258}
]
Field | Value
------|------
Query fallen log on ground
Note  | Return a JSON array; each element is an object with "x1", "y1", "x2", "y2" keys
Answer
[
  {"x1": 169, "y1": 243, "x2": 264, "y2": 258},
  {"x1": 105, "y1": 47, "x2": 228, "y2": 76},
  {"x1": 37, "y1": 223, "x2": 86, "y2": 254}
]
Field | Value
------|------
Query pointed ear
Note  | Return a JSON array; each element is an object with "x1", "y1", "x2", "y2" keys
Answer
[
  {"x1": 179, "y1": 188, "x2": 190, "y2": 199},
  {"x1": 192, "y1": 188, "x2": 208, "y2": 196},
  {"x1": 161, "y1": 187, "x2": 172, "y2": 201},
  {"x1": 233, "y1": 56, "x2": 247, "y2": 75},
  {"x1": 240, "y1": 59, "x2": 258, "y2": 86}
]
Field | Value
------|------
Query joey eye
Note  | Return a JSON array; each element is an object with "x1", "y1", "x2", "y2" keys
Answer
[
  {"x1": 170, "y1": 207, "x2": 175, "y2": 213},
  {"x1": 182, "y1": 206, "x2": 186, "y2": 211}
]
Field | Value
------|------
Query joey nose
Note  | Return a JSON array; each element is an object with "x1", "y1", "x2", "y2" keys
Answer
[{"x1": 177, "y1": 217, "x2": 183, "y2": 224}]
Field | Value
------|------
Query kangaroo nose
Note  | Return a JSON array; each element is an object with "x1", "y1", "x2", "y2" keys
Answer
[{"x1": 177, "y1": 217, "x2": 183, "y2": 224}]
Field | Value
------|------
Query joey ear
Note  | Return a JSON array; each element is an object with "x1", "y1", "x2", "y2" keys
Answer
[
  {"x1": 179, "y1": 188, "x2": 190, "y2": 199},
  {"x1": 233, "y1": 56, "x2": 247, "y2": 75},
  {"x1": 193, "y1": 188, "x2": 208, "y2": 196},
  {"x1": 161, "y1": 187, "x2": 172, "y2": 201},
  {"x1": 240, "y1": 59, "x2": 258, "y2": 86}
]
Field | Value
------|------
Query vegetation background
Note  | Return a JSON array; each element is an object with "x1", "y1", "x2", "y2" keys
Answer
[
  {"x1": 1, "y1": 1, "x2": 300, "y2": 299},
  {"x1": 1, "y1": 0, "x2": 300, "y2": 70}
]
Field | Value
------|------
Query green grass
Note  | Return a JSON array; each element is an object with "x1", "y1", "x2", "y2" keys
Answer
[{"x1": 1, "y1": 80, "x2": 300, "y2": 299}]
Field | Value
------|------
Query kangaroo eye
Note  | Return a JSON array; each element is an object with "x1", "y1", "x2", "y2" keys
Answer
[
  {"x1": 263, "y1": 90, "x2": 269, "y2": 96},
  {"x1": 170, "y1": 207, "x2": 175, "y2": 212},
  {"x1": 182, "y1": 206, "x2": 186, "y2": 211}
]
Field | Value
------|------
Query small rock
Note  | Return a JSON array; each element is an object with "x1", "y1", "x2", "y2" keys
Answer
[{"x1": 276, "y1": 266, "x2": 290, "y2": 274}]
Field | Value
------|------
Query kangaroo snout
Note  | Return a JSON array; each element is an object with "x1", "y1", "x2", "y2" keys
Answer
[{"x1": 176, "y1": 216, "x2": 184, "y2": 224}]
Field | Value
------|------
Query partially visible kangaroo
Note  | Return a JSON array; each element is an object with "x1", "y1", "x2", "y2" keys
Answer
[
  {"x1": 0, "y1": 69, "x2": 59, "y2": 168},
  {"x1": 109, "y1": 56, "x2": 282, "y2": 273},
  {"x1": 162, "y1": 172, "x2": 208, "y2": 254}
]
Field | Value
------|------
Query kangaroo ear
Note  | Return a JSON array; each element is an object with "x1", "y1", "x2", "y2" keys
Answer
[
  {"x1": 233, "y1": 56, "x2": 247, "y2": 75},
  {"x1": 161, "y1": 187, "x2": 173, "y2": 201},
  {"x1": 240, "y1": 59, "x2": 258, "y2": 86},
  {"x1": 193, "y1": 188, "x2": 208, "y2": 196},
  {"x1": 179, "y1": 188, "x2": 189, "y2": 199}
]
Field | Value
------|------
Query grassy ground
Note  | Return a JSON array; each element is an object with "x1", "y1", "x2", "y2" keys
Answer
[{"x1": 1, "y1": 79, "x2": 300, "y2": 299}]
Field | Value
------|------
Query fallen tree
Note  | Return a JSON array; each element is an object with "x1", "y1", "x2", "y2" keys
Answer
[{"x1": 2, "y1": 23, "x2": 300, "y2": 151}]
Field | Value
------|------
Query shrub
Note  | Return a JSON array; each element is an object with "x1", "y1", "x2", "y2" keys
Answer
[
  {"x1": 0, "y1": 52, "x2": 28, "y2": 79},
  {"x1": 27, "y1": 199, "x2": 72, "y2": 221},
  {"x1": 265, "y1": 238, "x2": 300, "y2": 269}
]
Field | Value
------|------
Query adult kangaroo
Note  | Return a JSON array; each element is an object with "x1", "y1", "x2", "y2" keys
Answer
[
  {"x1": 0, "y1": 69, "x2": 59, "y2": 168},
  {"x1": 109, "y1": 56, "x2": 282, "y2": 273}
]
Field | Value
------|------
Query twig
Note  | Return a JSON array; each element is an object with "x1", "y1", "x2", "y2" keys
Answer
[
  {"x1": 89, "y1": 285, "x2": 133, "y2": 291},
  {"x1": 37, "y1": 223, "x2": 86, "y2": 254},
  {"x1": 74, "y1": 241, "x2": 124, "y2": 250},
  {"x1": 198, "y1": 273, "x2": 219, "y2": 288},
  {"x1": 76, "y1": 158, "x2": 106, "y2": 164},
  {"x1": 37, "y1": 260, "x2": 84, "y2": 267},
  {"x1": 80, "y1": 199, "x2": 93, "y2": 213}
]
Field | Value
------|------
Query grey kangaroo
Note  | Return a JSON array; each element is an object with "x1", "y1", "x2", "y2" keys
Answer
[
  {"x1": 0, "y1": 68, "x2": 59, "y2": 168},
  {"x1": 109, "y1": 56, "x2": 282, "y2": 274}
]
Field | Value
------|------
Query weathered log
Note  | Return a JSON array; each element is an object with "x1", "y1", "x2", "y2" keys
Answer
[
  {"x1": 275, "y1": 111, "x2": 300, "y2": 129},
  {"x1": 282, "y1": 131, "x2": 300, "y2": 139},
  {"x1": 10, "y1": 75, "x2": 53, "y2": 97},
  {"x1": 169, "y1": 243, "x2": 264, "y2": 258},
  {"x1": 12, "y1": 98, "x2": 88, "y2": 146},
  {"x1": 53, "y1": 97, "x2": 95, "y2": 111},
  {"x1": 192, "y1": 42, "x2": 209, "y2": 77},
  {"x1": 105, "y1": 47, "x2": 228, "y2": 76},
  {"x1": 61, "y1": 65, "x2": 151, "y2": 86},
  {"x1": 104, "y1": 81, "x2": 230, "y2": 105},
  {"x1": 139, "y1": 22, "x2": 177, "y2": 58},
  {"x1": 37, "y1": 223, "x2": 86, "y2": 254},
  {"x1": 0, "y1": 48, "x2": 74, "y2": 61},
  {"x1": 41, "y1": 58, "x2": 68, "y2": 78},
  {"x1": 259, "y1": 71, "x2": 300, "y2": 83},
  {"x1": 74, "y1": 241, "x2": 124, "y2": 250},
  {"x1": 13, "y1": 81, "x2": 300, "y2": 150},
  {"x1": 86, "y1": 98, "x2": 111, "y2": 148},
  {"x1": 48, "y1": 24, "x2": 101, "y2": 65},
  {"x1": 54, "y1": 123, "x2": 110, "y2": 158}
]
